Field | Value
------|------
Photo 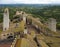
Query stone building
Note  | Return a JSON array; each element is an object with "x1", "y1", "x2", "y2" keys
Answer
[{"x1": 47, "y1": 18, "x2": 56, "y2": 32}]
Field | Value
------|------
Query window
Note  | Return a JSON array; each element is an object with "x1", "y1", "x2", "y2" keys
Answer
[{"x1": 10, "y1": 33, "x2": 12, "y2": 35}]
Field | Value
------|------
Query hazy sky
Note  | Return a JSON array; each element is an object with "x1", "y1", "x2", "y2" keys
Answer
[{"x1": 0, "y1": 0, "x2": 60, "y2": 4}]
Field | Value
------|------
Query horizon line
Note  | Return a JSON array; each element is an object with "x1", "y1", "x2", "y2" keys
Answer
[{"x1": 0, "y1": 3, "x2": 60, "y2": 5}]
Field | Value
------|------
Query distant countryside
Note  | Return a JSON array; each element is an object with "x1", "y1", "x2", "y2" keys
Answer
[{"x1": 0, "y1": 4, "x2": 60, "y2": 30}]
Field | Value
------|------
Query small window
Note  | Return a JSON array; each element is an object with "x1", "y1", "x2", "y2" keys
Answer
[
  {"x1": 7, "y1": 34, "x2": 9, "y2": 35},
  {"x1": 3, "y1": 35, "x2": 5, "y2": 36},
  {"x1": 10, "y1": 33, "x2": 12, "y2": 35}
]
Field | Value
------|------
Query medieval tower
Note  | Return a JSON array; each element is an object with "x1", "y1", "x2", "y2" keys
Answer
[{"x1": 3, "y1": 8, "x2": 9, "y2": 31}]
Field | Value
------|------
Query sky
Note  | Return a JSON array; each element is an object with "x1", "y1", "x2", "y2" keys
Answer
[{"x1": 0, "y1": 0, "x2": 60, "y2": 4}]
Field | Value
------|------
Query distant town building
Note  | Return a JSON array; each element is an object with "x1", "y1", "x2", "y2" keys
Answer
[
  {"x1": 16, "y1": 11, "x2": 23, "y2": 15},
  {"x1": 23, "y1": 12, "x2": 27, "y2": 24},
  {"x1": 47, "y1": 18, "x2": 56, "y2": 32},
  {"x1": 3, "y1": 8, "x2": 9, "y2": 31}
]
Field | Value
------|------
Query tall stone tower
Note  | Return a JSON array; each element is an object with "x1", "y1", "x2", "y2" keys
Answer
[
  {"x1": 22, "y1": 12, "x2": 27, "y2": 24},
  {"x1": 48, "y1": 18, "x2": 56, "y2": 32},
  {"x1": 3, "y1": 8, "x2": 9, "y2": 31}
]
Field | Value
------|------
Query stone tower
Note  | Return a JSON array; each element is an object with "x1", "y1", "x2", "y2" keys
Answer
[
  {"x1": 3, "y1": 8, "x2": 9, "y2": 31},
  {"x1": 23, "y1": 12, "x2": 27, "y2": 24},
  {"x1": 48, "y1": 18, "x2": 56, "y2": 32}
]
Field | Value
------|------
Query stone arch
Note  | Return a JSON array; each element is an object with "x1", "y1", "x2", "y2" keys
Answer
[{"x1": 7, "y1": 33, "x2": 14, "y2": 39}]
